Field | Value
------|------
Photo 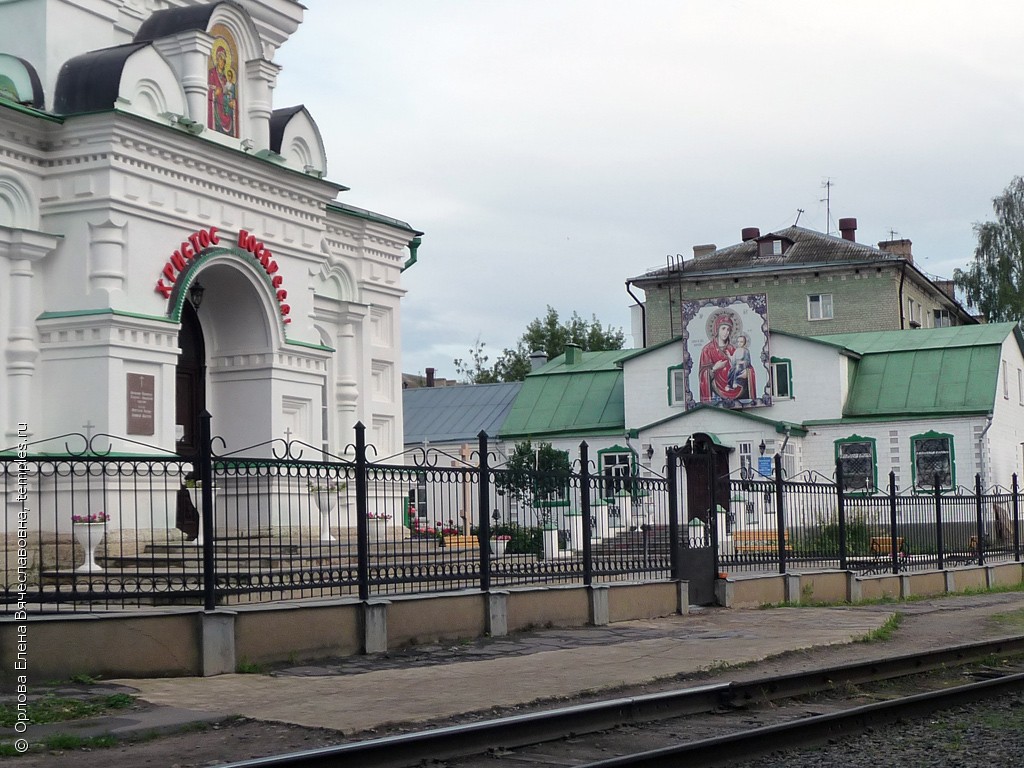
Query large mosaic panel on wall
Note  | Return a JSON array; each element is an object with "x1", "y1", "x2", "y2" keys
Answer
[{"x1": 679, "y1": 294, "x2": 771, "y2": 410}]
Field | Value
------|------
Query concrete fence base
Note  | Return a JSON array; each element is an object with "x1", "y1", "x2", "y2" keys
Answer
[{"x1": 4, "y1": 563, "x2": 1022, "y2": 683}]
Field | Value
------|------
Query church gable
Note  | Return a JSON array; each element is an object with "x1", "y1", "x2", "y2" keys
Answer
[
  {"x1": 0, "y1": 54, "x2": 44, "y2": 109},
  {"x1": 270, "y1": 105, "x2": 327, "y2": 176}
]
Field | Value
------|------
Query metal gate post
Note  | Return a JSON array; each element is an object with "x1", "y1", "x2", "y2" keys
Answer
[
  {"x1": 355, "y1": 422, "x2": 369, "y2": 601},
  {"x1": 774, "y1": 453, "x2": 786, "y2": 574},
  {"x1": 835, "y1": 459, "x2": 847, "y2": 570},
  {"x1": 888, "y1": 471, "x2": 899, "y2": 574},
  {"x1": 198, "y1": 409, "x2": 216, "y2": 612},
  {"x1": 667, "y1": 448, "x2": 682, "y2": 581},
  {"x1": 975, "y1": 473, "x2": 985, "y2": 567},
  {"x1": 477, "y1": 431, "x2": 491, "y2": 592},
  {"x1": 580, "y1": 441, "x2": 593, "y2": 587},
  {"x1": 1013, "y1": 473, "x2": 1021, "y2": 563},
  {"x1": 934, "y1": 474, "x2": 944, "y2": 571}
]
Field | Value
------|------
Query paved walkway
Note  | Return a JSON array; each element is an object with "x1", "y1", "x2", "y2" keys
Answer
[{"x1": 106, "y1": 604, "x2": 893, "y2": 735}]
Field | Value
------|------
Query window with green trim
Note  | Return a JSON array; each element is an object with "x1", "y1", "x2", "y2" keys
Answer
[
  {"x1": 835, "y1": 436, "x2": 876, "y2": 493},
  {"x1": 911, "y1": 432, "x2": 954, "y2": 491},
  {"x1": 600, "y1": 447, "x2": 634, "y2": 499},
  {"x1": 770, "y1": 358, "x2": 792, "y2": 399}
]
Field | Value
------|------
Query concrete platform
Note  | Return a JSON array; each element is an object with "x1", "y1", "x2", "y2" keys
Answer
[{"x1": 104, "y1": 603, "x2": 890, "y2": 735}]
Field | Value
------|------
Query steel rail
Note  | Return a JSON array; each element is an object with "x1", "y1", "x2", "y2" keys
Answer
[
  {"x1": 583, "y1": 671, "x2": 1024, "y2": 768},
  {"x1": 217, "y1": 634, "x2": 1024, "y2": 768}
]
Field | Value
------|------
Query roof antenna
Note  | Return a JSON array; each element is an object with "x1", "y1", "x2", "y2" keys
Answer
[
  {"x1": 794, "y1": 208, "x2": 804, "y2": 226},
  {"x1": 820, "y1": 178, "x2": 833, "y2": 235}
]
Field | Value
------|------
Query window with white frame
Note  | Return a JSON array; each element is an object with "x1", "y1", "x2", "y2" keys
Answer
[
  {"x1": 1003, "y1": 360, "x2": 1009, "y2": 399},
  {"x1": 911, "y1": 432, "x2": 954, "y2": 491},
  {"x1": 738, "y1": 441, "x2": 754, "y2": 480},
  {"x1": 771, "y1": 358, "x2": 792, "y2": 399},
  {"x1": 1018, "y1": 368, "x2": 1023, "y2": 406},
  {"x1": 807, "y1": 293, "x2": 833, "y2": 321},
  {"x1": 835, "y1": 436, "x2": 876, "y2": 493},
  {"x1": 906, "y1": 298, "x2": 921, "y2": 327},
  {"x1": 933, "y1": 309, "x2": 951, "y2": 328},
  {"x1": 781, "y1": 441, "x2": 796, "y2": 479},
  {"x1": 670, "y1": 367, "x2": 687, "y2": 406},
  {"x1": 601, "y1": 450, "x2": 632, "y2": 499},
  {"x1": 758, "y1": 239, "x2": 785, "y2": 257}
]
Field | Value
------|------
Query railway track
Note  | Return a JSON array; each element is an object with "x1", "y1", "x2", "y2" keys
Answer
[{"x1": 219, "y1": 634, "x2": 1024, "y2": 768}]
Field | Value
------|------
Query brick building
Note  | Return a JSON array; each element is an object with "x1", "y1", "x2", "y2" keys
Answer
[{"x1": 627, "y1": 219, "x2": 976, "y2": 349}]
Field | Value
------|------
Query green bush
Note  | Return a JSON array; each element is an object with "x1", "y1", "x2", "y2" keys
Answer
[{"x1": 492, "y1": 523, "x2": 542, "y2": 556}]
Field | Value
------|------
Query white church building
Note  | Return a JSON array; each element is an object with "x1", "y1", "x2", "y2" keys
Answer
[{"x1": 0, "y1": 0, "x2": 420, "y2": 459}]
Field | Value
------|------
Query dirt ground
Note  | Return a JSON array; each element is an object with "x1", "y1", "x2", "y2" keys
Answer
[{"x1": 12, "y1": 593, "x2": 1024, "y2": 767}]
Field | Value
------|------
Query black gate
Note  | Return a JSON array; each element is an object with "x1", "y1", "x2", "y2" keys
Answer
[{"x1": 673, "y1": 435, "x2": 729, "y2": 605}]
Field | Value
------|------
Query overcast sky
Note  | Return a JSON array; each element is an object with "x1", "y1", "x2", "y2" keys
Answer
[{"x1": 273, "y1": 1, "x2": 1023, "y2": 380}]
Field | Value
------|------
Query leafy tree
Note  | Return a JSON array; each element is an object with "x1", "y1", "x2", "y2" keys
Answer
[
  {"x1": 453, "y1": 337, "x2": 499, "y2": 384},
  {"x1": 454, "y1": 306, "x2": 625, "y2": 383},
  {"x1": 954, "y1": 176, "x2": 1024, "y2": 322},
  {"x1": 494, "y1": 439, "x2": 571, "y2": 512}
]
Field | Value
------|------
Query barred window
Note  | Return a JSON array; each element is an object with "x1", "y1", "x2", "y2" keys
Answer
[
  {"x1": 837, "y1": 439, "x2": 874, "y2": 493},
  {"x1": 913, "y1": 435, "x2": 953, "y2": 490}
]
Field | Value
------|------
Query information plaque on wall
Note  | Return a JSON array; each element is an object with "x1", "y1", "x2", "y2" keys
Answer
[{"x1": 127, "y1": 373, "x2": 155, "y2": 436}]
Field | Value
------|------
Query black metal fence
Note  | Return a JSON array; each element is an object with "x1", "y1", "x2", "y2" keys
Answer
[
  {"x1": 720, "y1": 454, "x2": 1023, "y2": 575},
  {"x1": 3, "y1": 425, "x2": 1023, "y2": 615},
  {"x1": 1, "y1": 422, "x2": 675, "y2": 614}
]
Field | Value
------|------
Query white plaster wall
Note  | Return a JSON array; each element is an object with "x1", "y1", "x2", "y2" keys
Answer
[
  {"x1": 765, "y1": 334, "x2": 848, "y2": 423},
  {"x1": 985, "y1": 335, "x2": 1024, "y2": 488},
  {"x1": 624, "y1": 333, "x2": 848, "y2": 434},
  {"x1": 622, "y1": 340, "x2": 681, "y2": 429}
]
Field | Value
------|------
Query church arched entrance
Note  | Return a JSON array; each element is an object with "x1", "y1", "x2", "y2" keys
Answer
[{"x1": 175, "y1": 298, "x2": 206, "y2": 457}]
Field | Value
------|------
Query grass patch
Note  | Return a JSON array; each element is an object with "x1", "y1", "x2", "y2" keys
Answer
[
  {"x1": 988, "y1": 608, "x2": 1024, "y2": 631},
  {"x1": 0, "y1": 693, "x2": 136, "y2": 728},
  {"x1": 236, "y1": 659, "x2": 266, "y2": 674},
  {"x1": 855, "y1": 612, "x2": 903, "y2": 643}
]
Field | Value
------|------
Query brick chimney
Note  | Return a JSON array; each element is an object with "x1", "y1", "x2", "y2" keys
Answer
[
  {"x1": 878, "y1": 238, "x2": 913, "y2": 263},
  {"x1": 426, "y1": 367, "x2": 435, "y2": 387},
  {"x1": 838, "y1": 217, "x2": 857, "y2": 242},
  {"x1": 741, "y1": 227, "x2": 760, "y2": 242}
]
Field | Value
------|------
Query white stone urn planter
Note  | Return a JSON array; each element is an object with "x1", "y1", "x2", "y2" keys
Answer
[
  {"x1": 492, "y1": 536, "x2": 510, "y2": 557},
  {"x1": 368, "y1": 516, "x2": 391, "y2": 542},
  {"x1": 72, "y1": 521, "x2": 106, "y2": 573},
  {"x1": 310, "y1": 482, "x2": 346, "y2": 542}
]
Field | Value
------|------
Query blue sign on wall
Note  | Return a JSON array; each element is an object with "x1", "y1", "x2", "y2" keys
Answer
[{"x1": 757, "y1": 456, "x2": 773, "y2": 477}]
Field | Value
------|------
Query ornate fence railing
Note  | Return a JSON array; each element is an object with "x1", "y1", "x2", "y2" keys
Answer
[
  {"x1": 3, "y1": 423, "x2": 1022, "y2": 615},
  {"x1": 1, "y1": 422, "x2": 674, "y2": 614},
  {"x1": 722, "y1": 455, "x2": 1023, "y2": 575}
]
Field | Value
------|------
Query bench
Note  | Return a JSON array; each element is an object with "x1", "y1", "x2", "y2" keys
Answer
[
  {"x1": 440, "y1": 534, "x2": 479, "y2": 550},
  {"x1": 733, "y1": 530, "x2": 792, "y2": 554},
  {"x1": 869, "y1": 536, "x2": 904, "y2": 556}
]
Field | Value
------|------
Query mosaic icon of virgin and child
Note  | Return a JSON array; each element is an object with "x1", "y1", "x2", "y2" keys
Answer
[
  {"x1": 208, "y1": 38, "x2": 238, "y2": 136},
  {"x1": 698, "y1": 311, "x2": 756, "y2": 405}
]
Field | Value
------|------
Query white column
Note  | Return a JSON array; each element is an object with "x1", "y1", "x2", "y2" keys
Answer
[
  {"x1": 245, "y1": 58, "x2": 280, "y2": 151},
  {"x1": 1, "y1": 229, "x2": 60, "y2": 442},
  {"x1": 87, "y1": 219, "x2": 127, "y2": 295},
  {"x1": 335, "y1": 305, "x2": 366, "y2": 450}
]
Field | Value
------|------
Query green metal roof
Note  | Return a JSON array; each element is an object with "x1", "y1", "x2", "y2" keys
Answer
[
  {"x1": 499, "y1": 349, "x2": 633, "y2": 439},
  {"x1": 813, "y1": 322, "x2": 1019, "y2": 354},
  {"x1": 816, "y1": 323, "x2": 1020, "y2": 418}
]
